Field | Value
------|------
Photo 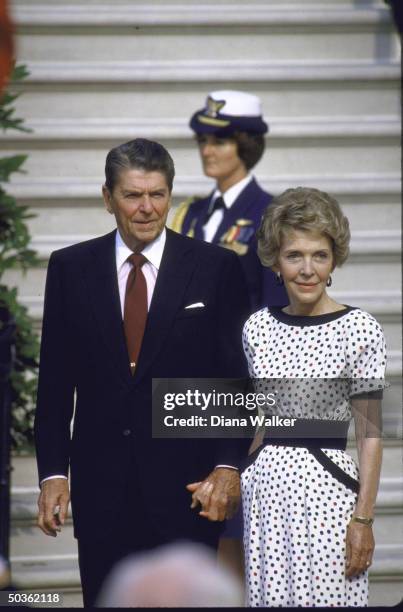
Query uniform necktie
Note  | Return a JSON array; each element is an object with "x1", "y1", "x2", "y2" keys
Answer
[
  {"x1": 124, "y1": 254, "x2": 148, "y2": 374},
  {"x1": 203, "y1": 196, "x2": 225, "y2": 225}
]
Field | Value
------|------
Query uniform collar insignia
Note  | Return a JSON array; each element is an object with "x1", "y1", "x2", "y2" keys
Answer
[{"x1": 235, "y1": 218, "x2": 253, "y2": 227}]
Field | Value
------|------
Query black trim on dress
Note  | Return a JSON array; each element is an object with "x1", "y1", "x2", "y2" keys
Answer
[{"x1": 268, "y1": 305, "x2": 357, "y2": 327}]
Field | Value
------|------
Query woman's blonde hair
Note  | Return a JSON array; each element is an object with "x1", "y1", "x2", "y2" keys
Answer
[{"x1": 257, "y1": 187, "x2": 350, "y2": 269}]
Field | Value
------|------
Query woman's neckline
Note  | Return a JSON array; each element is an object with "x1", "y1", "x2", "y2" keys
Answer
[{"x1": 268, "y1": 305, "x2": 357, "y2": 327}]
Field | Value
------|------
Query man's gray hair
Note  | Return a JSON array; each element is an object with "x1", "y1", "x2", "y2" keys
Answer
[
  {"x1": 96, "y1": 541, "x2": 244, "y2": 607},
  {"x1": 104, "y1": 138, "x2": 175, "y2": 194}
]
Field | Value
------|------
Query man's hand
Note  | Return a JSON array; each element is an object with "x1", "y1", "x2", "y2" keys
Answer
[
  {"x1": 345, "y1": 522, "x2": 374, "y2": 578},
  {"x1": 186, "y1": 468, "x2": 240, "y2": 521},
  {"x1": 37, "y1": 478, "x2": 70, "y2": 537}
]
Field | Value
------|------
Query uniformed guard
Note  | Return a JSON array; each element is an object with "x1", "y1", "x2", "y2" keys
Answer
[{"x1": 171, "y1": 89, "x2": 288, "y2": 310}]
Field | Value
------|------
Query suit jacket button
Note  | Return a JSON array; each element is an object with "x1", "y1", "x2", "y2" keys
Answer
[{"x1": 123, "y1": 429, "x2": 131, "y2": 436}]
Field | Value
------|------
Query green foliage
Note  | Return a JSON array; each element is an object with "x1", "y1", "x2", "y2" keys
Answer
[
  {"x1": 0, "y1": 65, "x2": 31, "y2": 133},
  {"x1": 0, "y1": 65, "x2": 39, "y2": 452}
]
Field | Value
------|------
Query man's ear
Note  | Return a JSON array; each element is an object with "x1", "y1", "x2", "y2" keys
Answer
[{"x1": 102, "y1": 184, "x2": 113, "y2": 214}]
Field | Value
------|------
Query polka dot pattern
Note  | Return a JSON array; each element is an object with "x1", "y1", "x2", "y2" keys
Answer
[{"x1": 241, "y1": 306, "x2": 387, "y2": 607}]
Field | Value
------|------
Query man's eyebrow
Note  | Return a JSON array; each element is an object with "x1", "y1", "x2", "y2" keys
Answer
[{"x1": 122, "y1": 187, "x2": 168, "y2": 194}]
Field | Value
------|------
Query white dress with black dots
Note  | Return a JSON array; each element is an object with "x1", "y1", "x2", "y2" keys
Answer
[{"x1": 241, "y1": 306, "x2": 386, "y2": 608}]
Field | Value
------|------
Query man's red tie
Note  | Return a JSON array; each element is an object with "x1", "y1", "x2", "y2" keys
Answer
[{"x1": 124, "y1": 254, "x2": 148, "y2": 374}]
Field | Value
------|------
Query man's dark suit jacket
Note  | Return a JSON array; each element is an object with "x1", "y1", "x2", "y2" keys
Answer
[
  {"x1": 176, "y1": 178, "x2": 288, "y2": 310},
  {"x1": 34, "y1": 228, "x2": 250, "y2": 544}
]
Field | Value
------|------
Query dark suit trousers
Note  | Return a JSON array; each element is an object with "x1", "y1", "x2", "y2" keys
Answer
[
  {"x1": 77, "y1": 470, "x2": 220, "y2": 607},
  {"x1": 77, "y1": 504, "x2": 162, "y2": 607}
]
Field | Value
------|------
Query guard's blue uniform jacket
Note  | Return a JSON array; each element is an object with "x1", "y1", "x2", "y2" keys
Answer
[{"x1": 171, "y1": 178, "x2": 288, "y2": 311}]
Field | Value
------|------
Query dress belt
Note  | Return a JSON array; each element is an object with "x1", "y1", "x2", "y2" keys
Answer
[
  {"x1": 242, "y1": 419, "x2": 359, "y2": 494},
  {"x1": 263, "y1": 417, "x2": 349, "y2": 448}
]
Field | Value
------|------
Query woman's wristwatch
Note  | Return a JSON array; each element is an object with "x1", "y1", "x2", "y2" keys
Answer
[{"x1": 350, "y1": 515, "x2": 374, "y2": 526}]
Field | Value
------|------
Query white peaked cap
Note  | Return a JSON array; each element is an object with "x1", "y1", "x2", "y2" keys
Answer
[
  {"x1": 190, "y1": 89, "x2": 268, "y2": 134},
  {"x1": 208, "y1": 90, "x2": 263, "y2": 117}
]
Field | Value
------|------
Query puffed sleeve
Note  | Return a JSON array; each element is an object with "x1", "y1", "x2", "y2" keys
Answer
[
  {"x1": 346, "y1": 310, "x2": 387, "y2": 398},
  {"x1": 346, "y1": 311, "x2": 387, "y2": 440}
]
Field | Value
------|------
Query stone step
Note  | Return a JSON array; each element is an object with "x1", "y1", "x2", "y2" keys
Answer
[
  {"x1": 3, "y1": 139, "x2": 399, "y2": 181},
  {"x1": 370, "y1": 578, "x2": 403, "y2": 607},
  {"x1": 3, "y1": 116, "x2": 400, "y2": 142},
  {"x1": 14, "y1": 26, "x2": 398, "y2": 66},
  {"x1": 11, "y1": 522, "x2": 77, "y2": 559},
  {"x1": 15, "y1": 59, "x2": 401, "y2": 85},
  {"x1": 11, "y1": 2, "x2": 395, "y2": 29},
  {"x1": 59, "y1": 589, "x2": 82, "y2": 609},
  {"x1": 13, "y1": 81, "x2": 400, "y2": 122},
  {"x1": 11, "y1": 554, "x2": 80, "y2": 590},
  {"x1": 10, "y1": 0, "x2": 391, "y2": 7}
]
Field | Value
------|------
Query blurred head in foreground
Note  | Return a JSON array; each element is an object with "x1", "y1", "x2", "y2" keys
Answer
[{"x1": 96, "y1": 541, "x2": 244, "y2": 607}]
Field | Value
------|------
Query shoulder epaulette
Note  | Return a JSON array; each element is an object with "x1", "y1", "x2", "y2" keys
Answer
[{"x1": 170, "y1": 197, "x2": 199, "y2": 234}]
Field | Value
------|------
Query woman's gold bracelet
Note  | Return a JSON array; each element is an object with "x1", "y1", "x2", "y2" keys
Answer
[{"x1": 350, "y1": 515, "x2": 374, "y2": 526}]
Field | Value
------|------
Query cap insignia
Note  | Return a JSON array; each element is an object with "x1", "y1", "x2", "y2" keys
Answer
[{"x1": 206, "y1": 96, "x2": 226, "y2": 118}]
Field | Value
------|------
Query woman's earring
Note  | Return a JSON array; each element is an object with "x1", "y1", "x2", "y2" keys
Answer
[
  {"x1": 276, "y1": 272, "x2": 284, "y2": 286},
  {"x1": 326, "y1": 275, "x2": 332, "y2": 287}
]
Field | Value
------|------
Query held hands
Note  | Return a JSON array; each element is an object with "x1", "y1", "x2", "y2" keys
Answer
[
  {"x1": 345, "y1": 521, "x2": 374, "y2": 578},
  {"x1": 37, "y1": 478, "x2": 70, "y2": 537},
  {"x1": 186, "y1": 467, "x2": 240, "y2": 521}
]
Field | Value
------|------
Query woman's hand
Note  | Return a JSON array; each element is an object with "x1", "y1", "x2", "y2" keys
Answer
[{"x1": 345, "y1": 521, "x2": 374, "y2": 578}]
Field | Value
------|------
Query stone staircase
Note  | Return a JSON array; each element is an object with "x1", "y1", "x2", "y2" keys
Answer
[{"x1": 4, "y1": 0, "x2": 402, "y2": 606}]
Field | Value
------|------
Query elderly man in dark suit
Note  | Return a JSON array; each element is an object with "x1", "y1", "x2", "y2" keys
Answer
[{"x1": 34, "y1": 139, "x2": 250, "y2": 607}]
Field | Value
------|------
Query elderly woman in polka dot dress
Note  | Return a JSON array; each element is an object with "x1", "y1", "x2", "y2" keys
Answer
[{"x1": 241, "y1": 187, "x2": 386, "y2": 607}]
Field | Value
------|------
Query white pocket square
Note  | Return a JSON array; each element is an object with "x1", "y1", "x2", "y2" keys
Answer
[{"x1": 184, "y1": 302, "x2": 205, "y2": 309}]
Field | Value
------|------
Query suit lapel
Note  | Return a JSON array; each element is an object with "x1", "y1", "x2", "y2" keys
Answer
[
  {"x1": 213, "y1": 178, "x2": 261, "y2": 243},
  {"x1": 133, "y1": 229, "x2": 195, "y2": 384},
  {"x1": 84, "y1": 230, "x2": 132, "y2": 384}
]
